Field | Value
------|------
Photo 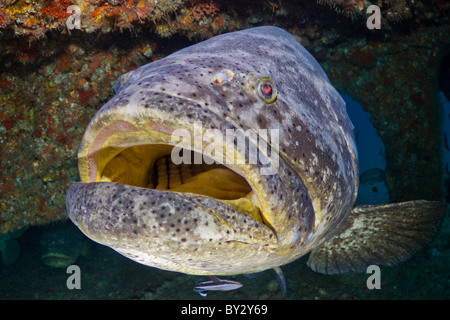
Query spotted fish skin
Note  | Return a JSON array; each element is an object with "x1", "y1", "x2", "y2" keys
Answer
[{"x1": 66, "y1": 27, "x2": 444, "y2": 276}]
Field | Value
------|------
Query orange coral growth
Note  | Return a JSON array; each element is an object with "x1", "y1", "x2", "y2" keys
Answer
[
  {"x1": 190, "y1": 0, "x2": 220, "y2": 21},
  {"x1": 18, "y1": 52, "x2": 32, "y2": 64},
  {"x1": 17, "y1": 46, "x2": 41, "y2": 65},
  {"x1": 57, "y1": 52, "x2": 72, "y2": 71},
  {"x1": 78, "y1": 88, "x2": 96, "y2": 106},
  {"x1": 179, "y1": 11, "x2": 194, "y2": 29},
  {"x1": 41, "y1": 0, "x2": 72, "y2": 21},
  {"x1": 87, "y1": 0, "x2": 149, "y2": 26},
  {"x1": 212, "y1": 15, "x2": 226, "y2": 31},
  {"x1": 88, "y1": 53, "x2": 104, "y2": 69},
  {"x1": 0, "y1": 9, "x2": 12, "y2": 29}
]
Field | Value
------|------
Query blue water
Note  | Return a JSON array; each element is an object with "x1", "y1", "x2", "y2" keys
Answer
[
  {"x1": 342, "y1": 94, "x2": 389, "y2": 205},
  {"x1": 440, "y1": 92, "x2": 450, "y2": 179}
]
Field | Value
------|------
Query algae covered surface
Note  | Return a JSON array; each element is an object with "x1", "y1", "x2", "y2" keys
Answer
[{"x1": 0, "y1": 0, "x2": 449, "y2": 299}]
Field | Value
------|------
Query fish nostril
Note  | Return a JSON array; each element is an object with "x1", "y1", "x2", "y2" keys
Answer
[{"x1": 212, "y1": 69, "x2": 235, "y2": 86}]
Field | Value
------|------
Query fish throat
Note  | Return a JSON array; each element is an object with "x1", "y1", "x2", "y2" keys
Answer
[{"x1": 95, "y1": 141, "x2": 265, "y2": 224}]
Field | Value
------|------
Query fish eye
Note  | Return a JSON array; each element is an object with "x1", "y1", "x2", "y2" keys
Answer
[{"x1": 257, "y1": 78, "x2": 277, "y2": 103}]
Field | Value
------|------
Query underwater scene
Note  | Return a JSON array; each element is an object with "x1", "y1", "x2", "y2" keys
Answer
[{"x1": 0, "y1": 0, "x2": 449, "y2": 301}]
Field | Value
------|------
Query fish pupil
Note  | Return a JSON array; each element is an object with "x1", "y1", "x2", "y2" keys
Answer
[{"x1": 261, "y1": 83, "x2": 273, "y2": 97}]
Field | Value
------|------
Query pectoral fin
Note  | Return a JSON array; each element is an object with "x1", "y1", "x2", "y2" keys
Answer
[{"x1": 307, "y1": 200, "x2": 446, "y2": 274}]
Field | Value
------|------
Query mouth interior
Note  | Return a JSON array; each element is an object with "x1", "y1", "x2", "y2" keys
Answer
[{"x1": 98, "y1": 144, "x2": 263, "y2": 221}]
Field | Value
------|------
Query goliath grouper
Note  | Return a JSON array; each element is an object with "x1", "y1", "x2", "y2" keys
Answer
[{"x1": 66, "y1": 27, "x2": 446, "y2": 292}]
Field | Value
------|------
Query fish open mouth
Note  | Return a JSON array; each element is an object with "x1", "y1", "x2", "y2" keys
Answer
[
  {"x1": 100, "y1": 144, "x2": 251, "y2": 200},
  {"x1": 68, "y1": 133, "x2": 280, "y2": 274},
  {"x1": 93, "y1": 143, "x2": 265, "y2": 223}
]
